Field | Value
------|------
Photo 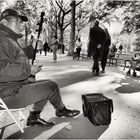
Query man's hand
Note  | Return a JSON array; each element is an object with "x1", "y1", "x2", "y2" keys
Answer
[
  {"x1": 28, "y1": 77, "x2": 36, "y2": 83},
  {"x1": 97, "y1": 44, "x2": 102, "y2": 49},
  {"x1": 31, "y1": 65, "x2": 42, "y2": 75}
]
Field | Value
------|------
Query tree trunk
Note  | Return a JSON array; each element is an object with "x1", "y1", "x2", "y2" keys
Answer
[
  {"x1": 60, "y1": 28, "x2": 64, "y2": 43},
  {"x1": 48, "y1": 26, "x2": 53, "y2": 46},
  {"x1": 55, "y1": 15, "x2": 58, "y2": 38},
  {"x1": 68, "y1": 0, "x2": 76, "y2": 56}
]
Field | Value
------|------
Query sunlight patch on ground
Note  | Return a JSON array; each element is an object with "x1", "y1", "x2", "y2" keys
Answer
[
  {"x1": 51, "y1": 68, "x2": 90, "y2": 75},
  {"x1": 121, "y1": 83, "x2": 130, "y2": 85},
  {"x1": 119, "y1": 92, "x2": 140, "y2": 108},
  {"x1": 36, "y1": 65, "x2": 90, "y2": 80},
  {"x1": 60, "y1": 72, "x2": 123, "y2": 104}
]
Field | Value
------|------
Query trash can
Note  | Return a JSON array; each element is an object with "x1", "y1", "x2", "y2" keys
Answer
[{"x1": 82, "y1": 93, "x2": 113, "y2": 125}]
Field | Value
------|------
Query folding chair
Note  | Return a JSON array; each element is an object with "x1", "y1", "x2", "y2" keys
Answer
[{"x1": 0, "y1": 98, "x2": 26, "y2": 133}]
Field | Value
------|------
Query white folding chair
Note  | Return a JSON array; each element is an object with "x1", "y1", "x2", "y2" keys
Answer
[{"x1": 0, "y1": 98, "x2": 26, "y2": 133}]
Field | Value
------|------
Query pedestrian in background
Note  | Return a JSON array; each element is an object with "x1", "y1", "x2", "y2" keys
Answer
[
  {"x1": 118, "y1": 44, "x2": 123, "y2": 54},
  {"x1": 61, "y1": 43, "x2": 65, "y2": 54},
  {"x1": 101, "y1": 28, "x2": 111, "y2": 73},
  {"x1": 88, "y1": 20, "x2": 106, "y2": 76},
  {"x1": 75, "y1": 38, "x2": 82, "y2": 61},
  {"x1": 43, "y1": 40, "x2": 49, "y2": 56},
  {"x1": 37, "y1": 40, "x2": 43, "y2": 55},
  {"x1": 108, "y1": 43, "x2": 117, "y2": 58}
]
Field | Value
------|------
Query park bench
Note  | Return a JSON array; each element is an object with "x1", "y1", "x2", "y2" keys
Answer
[
  {"x1": 107, "y1": 52, "x2": 134, "y2": 67},
  {"x1": 123, "y1": 52, "x2": 140, "y2": 77},
  {"x1": 73, "y1": 50, "x2": 88, "y2": 60},
  {"x1": 107, "y1": 51, "x2": 140, "y2": 77}
]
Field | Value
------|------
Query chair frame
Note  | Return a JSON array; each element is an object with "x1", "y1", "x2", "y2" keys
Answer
[{"x1": 0, "y1": 98, "x2": 25, "y2": 133}]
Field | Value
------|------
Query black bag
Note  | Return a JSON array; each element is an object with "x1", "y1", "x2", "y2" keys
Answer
[{"x1": 82, "y1": 93, "x2": 113, "y2": 125}]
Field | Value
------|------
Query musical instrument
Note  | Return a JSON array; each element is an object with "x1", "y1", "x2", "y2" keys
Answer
[{"x1": 32, "y1": 12, "x2": 45, "y2": 65}]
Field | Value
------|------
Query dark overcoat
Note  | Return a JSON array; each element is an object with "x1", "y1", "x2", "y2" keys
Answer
[{"x1": 87, "y1": 25, "x2": 106, "y2": 59}]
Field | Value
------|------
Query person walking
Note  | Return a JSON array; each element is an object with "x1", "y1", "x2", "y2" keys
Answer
[
  {"x1": 43, "y1": 40, "x2": 49, "y2": 56},
  {"x1": 100, "y1": 28, "x2": 111, "y2": 73},
  {"x1": 0, "y1": 8, "x2": 80, "y2": 127},
  {"x1": 118, "y1": 44, "x2": 123, "y2": 54},
  {"x1": 61, "y1": 43, "x2": 65, "y2": 54},
  {"x1": 75, "y1": 38, "x2": 82, "y2": 61},
  {"x1": 88, "y1": 20, "x2": 106, "y2": 76},
  {"x1": 37, "y1": 40, "x2": 43, "y2": 55}
]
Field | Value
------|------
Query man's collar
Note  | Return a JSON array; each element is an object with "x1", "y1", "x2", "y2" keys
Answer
[{"x1": 0, "y1": 23, "x2": 23, "y2": 39}]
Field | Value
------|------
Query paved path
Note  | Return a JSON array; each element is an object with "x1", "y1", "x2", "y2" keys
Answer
[{"x1": 6, "y1": 53, "x2": 140, "y2": 139}]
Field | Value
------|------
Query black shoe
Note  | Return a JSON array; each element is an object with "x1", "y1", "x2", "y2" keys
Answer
[
  {"x1": 94, "y1": 72, "x2": 99, "y2": 76},
  {"x1": 95, "y1": 72, "x2": 99, "y2": 76},
  {"x1": 27, "y1": 117, "x2": 55, "y2": 127},
  {"x1": 26, "y1": 111, "x2": 55, "y2": 127},
  {"x1": 100, "y1": 70, "x2": 105, "y2": 73},
  {"x1": 92, "y1": 69, "x2": 95, "y2": 73},
  {"x1": 56, "y1": 107, "x2": 80, "y2": 117},
  {"x1": 133, "y1": 71, "x2": 137, "y2": 77}
]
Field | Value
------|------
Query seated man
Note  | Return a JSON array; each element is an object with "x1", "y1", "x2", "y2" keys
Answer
[
  {"x1": 0, "y1": 8, "x2": 80, "y2": 127},
  {"x1": 132, "y1": 53, "x2": 140, "y2": 62}
]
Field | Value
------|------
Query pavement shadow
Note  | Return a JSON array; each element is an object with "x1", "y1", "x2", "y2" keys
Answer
[
  {"x1": 6, "y1": 114, "x2": 109, "y2": 139},
  {"x1": 49, "y1": 114, "x2": 109, "y2": 139},
  {"x1": 6, "y1": 124, "x2": 54, "y2": 139},
  {"x1": 115, "y1": 76, "x2": 140, "y2": 94},
  {"x1": 52, "y1": 71, "x2": 104, "y2": 88}
]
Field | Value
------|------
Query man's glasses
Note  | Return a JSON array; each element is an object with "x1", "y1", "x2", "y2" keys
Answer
[{"x1": 11, "y1": 17, "x2": 23, "y2": 23}]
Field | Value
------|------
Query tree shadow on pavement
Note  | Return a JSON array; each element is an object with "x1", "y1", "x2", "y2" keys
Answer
[
  {"x1": 6, "y1": 124, "x2": 54, "y2": 139},
  {"x1": 52, "y1": 70, "x2": 104, "y2": 88},
  {"x1": 115, "y1": 76, "x2": 140, "y2": 94},
  {"x1": 7, "y1": 114, "x2": 109, "y2": 139},
  {"x1": 49, "y1": 114, "x2": 109, "y2": 139}
]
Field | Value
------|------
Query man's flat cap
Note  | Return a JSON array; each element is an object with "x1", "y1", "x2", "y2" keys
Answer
[{"x1": 0, "y1": 8, "x2": 28, "y2": 22}]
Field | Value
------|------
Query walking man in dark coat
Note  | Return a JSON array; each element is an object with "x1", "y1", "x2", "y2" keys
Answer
[
  {"x1": 101, "y1": 28, "x2": 111, "y2": 73},
  {"x1": 88, "y1": 20, "x2": 106, "y2": 76}
]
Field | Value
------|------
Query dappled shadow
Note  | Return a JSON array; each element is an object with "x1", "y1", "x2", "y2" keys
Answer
[
  {"x1": 6, "y1": 114, "x2": 109, "y2": 139},
  {"x1": 7, "y1": 124, "x2": 54, "y2": 139},
  {"x1": 52, "y1": 70, "x2": 104, "y2": 88},
  {"x1": 115, "y1": 76, "x2": 140, "y2": 94},
  {"x1": 49, "y1": 114, "x2": 109, "y2": 139}
]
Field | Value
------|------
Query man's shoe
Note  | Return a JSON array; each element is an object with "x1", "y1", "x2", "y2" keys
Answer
[
  {"x1": 27, "y1": 117, "x2": 55, "y2": 127},
  {"x1": 92, "y1": 69, "x2": 95, "y2": 73},
  {"x1": 52, "y1": 60, "x2": 57, "y2": 63},
  {"x1": 95, "y1": 72, "x2": 99, "y2": 76},
  {"x1": 56, "y1": 107, "x2": 80, "y2": 117},
  {"x1": 100, "y1": 70, "x2": 105, "y2": 73},
  {"x1": 26, "y1": 111, "x2": 55, "y2": 127}
]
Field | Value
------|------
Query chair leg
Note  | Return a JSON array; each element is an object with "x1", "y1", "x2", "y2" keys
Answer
[
  {"x1": 133, "y1": 70, "x2": 137, "y2": 77},
  {"x1": 0, "y1": 99, "x2": 24, "y2": 133},
  {"x1": 18, "y1": 111, "x2": 26, "y2": 128},
  {"x1": 5, "y1": 108, "x2": 24, "y2": 133},
  {"x1": 127, "y1": 69, "x2": 131, "y2": 76}
]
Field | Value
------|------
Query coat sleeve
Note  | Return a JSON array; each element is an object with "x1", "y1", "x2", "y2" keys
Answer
[
  {"x1": 101, "y1": 29, "x2": 107, "y2": 46},
  {"x1": 87, "y1": 28, "x2": 94, "y2": 57},
  {"x1": 0, "y1": 38, "x2": 31, "y2": 82}
]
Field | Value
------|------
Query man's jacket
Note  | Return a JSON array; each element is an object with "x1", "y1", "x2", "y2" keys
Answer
[
  {"x1": 88, "y1": 25, "x2": 106, "y2": 57},
  {"x1": 0, "y1": 24, "x2": 31, "y2": 98}
]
